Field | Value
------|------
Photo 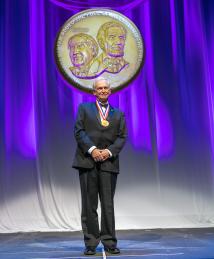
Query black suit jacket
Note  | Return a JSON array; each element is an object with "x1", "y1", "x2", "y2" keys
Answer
[{"x1": 72, "y1": 102, "x2": 127, "y2": 173}]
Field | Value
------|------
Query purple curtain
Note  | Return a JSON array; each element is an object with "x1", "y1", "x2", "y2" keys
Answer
[
  {"x1": 1, "y1": 0, "x2": 214, "y2": 232},
  {"x1": 50, "y1": 0, "x2": 146, "y2": 11}
]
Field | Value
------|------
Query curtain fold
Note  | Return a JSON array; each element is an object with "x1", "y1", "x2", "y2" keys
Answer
[{"x1": 49, "y1": 0, "x2": 146, "y2": 11}]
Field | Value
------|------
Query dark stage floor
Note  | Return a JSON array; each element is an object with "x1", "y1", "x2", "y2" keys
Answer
[{"x1": 0, "y1": 228, "x2": 214, "y2": 259}]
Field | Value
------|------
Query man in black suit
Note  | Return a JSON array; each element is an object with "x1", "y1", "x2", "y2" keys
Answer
[{"x1": 72, "y1": 77, "x2": 127, "y2": 255}]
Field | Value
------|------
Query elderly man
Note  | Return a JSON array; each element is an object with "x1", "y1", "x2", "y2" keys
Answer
[
  {"x1": 90, "y1": 21, "x2": 129, "y2": 76},
  {"x1": 68, "y1": 33, "x2": 98, "y2": 78},
  {"x1": 72, "y1": 77, "x2": 127, "y2": 255}
]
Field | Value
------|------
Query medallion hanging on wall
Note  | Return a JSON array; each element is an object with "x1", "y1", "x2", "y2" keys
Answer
[{"x1": 55, "y1": 8, "x2": 145, "y2": 93}]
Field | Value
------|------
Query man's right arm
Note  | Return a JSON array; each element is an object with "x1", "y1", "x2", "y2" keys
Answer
[{"x1": 74, "y1": 104, "x2": 95, "y2": 154}]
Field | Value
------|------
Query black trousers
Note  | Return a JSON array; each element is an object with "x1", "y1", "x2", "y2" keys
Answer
[{"x1": 79, "y1": 165, "x2": 118, "y2": 248}]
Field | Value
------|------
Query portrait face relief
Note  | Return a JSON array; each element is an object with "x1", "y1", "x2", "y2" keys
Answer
[
  {"x1": 69, "y1": 38, "x2": 88, "y2": 67},
  {"x1": 104, "y1": 26, "x2": 126, "y2": 57},
  {"x1": 68, "y1": 35, "x2": 94, "y2": 67},
  {"x1": 89, "y1": 21, "x2": 129, "y2": 76}
]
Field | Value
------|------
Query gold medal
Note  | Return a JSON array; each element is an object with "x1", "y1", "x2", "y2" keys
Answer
[{"x1": 101, "y1": 120, "x2": 109, "y2": 127}]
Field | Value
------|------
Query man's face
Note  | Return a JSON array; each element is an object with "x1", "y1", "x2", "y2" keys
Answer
[
  {"x1": 69, "y1": 37, "x2": 93, "y2": 67},
  {"x1": 93, "y1": 79, "x2": 111, "y2": 102},
  {"x1": 104, "y1": 26, "x2": 126, "y2": 57}
]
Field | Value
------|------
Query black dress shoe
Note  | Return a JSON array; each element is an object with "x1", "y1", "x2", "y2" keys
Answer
[
  {"x1": 104, "y1": 247, "x2": 120, "y2": 254},
  {"x1": 84, "y1": 246, "x2": 96, "y2": 255}
]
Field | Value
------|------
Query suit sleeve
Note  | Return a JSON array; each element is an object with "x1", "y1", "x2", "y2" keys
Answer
[
  {"x1": 74, "y1": 104, "x2": 95, "y2": 154},
  {"x1": 108, "y1": 112, "x2": 127, "y2": 157}
]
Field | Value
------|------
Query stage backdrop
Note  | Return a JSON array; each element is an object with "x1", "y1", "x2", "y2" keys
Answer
[{"x1": 1, "y1": 0, "x2": 214, "y2": 232}]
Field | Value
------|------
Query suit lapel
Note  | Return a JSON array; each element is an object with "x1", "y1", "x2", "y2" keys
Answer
[
  {"x1": 107, "y1": 105, "x2": 114, "y2": 122},
  {"x1": 92, "y1": 102, "x2": 101, "y2": 124}
]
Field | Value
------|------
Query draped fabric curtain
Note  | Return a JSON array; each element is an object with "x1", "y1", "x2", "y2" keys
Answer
[
  {"x1": 0, "y1": 0, "x2": 214, "y2": 232},
  {"x1": 49, "y1": 0, "x2": 146, "y2": 11}
]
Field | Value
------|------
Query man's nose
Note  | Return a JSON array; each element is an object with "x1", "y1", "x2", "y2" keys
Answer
[
  {"x1": 73, "y1": 45, "x2": 80, "y2": 53},
  {"x1": 114, "y1": 37, "x2": 123, "y2": 45}
]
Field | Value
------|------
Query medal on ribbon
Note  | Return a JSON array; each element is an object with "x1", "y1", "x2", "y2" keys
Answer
[{"x1": 96, "y1": 100, "x2": 110, "y2": 127}]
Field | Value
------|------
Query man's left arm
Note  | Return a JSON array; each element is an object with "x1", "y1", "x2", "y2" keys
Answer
[{"x1": 107, "y1": 112, "x2": 127, "y2": 157}]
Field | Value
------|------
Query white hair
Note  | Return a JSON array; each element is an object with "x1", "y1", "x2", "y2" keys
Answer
[{"x1": 92, "y1": 77, "x2": 110, "y2": 90}]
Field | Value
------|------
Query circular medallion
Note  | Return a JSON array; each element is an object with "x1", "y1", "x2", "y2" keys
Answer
[
  {"x1": 101, "y1": 120, "x2": 110, "y2": 127},
  {"x1": 55, "y1": 8, "x2": 145, "y2": 93}
]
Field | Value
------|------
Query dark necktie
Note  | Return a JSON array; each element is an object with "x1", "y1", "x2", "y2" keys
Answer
[{"x1": 99, "y1": 102, "x2": 108, "y2": 108}]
